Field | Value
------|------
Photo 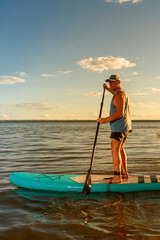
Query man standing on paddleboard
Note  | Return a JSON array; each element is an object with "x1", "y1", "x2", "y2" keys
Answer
[{"x1": 97, "y1": 75, "x2": 132, "y2": 184}]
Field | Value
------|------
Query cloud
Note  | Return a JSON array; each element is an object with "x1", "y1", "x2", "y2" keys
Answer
[
  {"x1": 129, "y1": 92, "x2": 149, "y2": 96},
  {"x1": 129, "y1": 88, "x2": 160, "y2": 96},
  {"x1": 0, "y1": 102, "x2": 67, "y2": 111},
  {"x1": 40, "y1": 70, "x2": 73, "y2": 77},
  {"x1": 151, "y1": 88, "x2": 160, "y2": 94},
  {"x1": 124, "y1": 72, "x2": 138, "y2": 76},
  {"x1": 119, "y1": 71, "x2": 138, "y2": 81},
  {"x1": 83, "y1": 92, "x2": 102, "y2": 97},
  {"x1": 58, "y1": 70, "x2": 73, "y2": 75},
  {"x1": 40, "y1": 74, "x2": 56, "y2": 77},
  {"x1": 63, "y1": 71, "x2": 73, "y2": 74},
  {"x1": 123, "y1": 79, "x2": 131, "y2": 82},
  {"x1": 41, "y1": 114, "x2": 51, "y2": 119},
  {"x1": 0, "y1": 76, "x2": 25, "y2": 85},
  {"x1": 15, "y1": 72, "x2": 26, "y2": 76},
  {"x1": 105, "y1": 0, "x2": 142, "y2": 3},
  {"x1": 78, "y1": 56, "x2": 136, "y2": 72},
  {"x1": 130, "y1": 102, "x2": 160, "y2": 109},
  {"x1": 132, "y1": 72, "x2": 138, "y2": 75},
  {"x1": 0, "y1": 114, "x2": 9, "y2": 120}
]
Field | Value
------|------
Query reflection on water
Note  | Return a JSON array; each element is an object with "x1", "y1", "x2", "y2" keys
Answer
[
  {"x1": 0, "y1": 120, "x2": 160, "y2": 239},
  {"x1": 7, "y1": 188, "x2": 160, "y2": 239}
]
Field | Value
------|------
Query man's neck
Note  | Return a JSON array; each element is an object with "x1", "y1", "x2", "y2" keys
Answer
[{"x1": 112, "y1": 86, "x2": 122, "y2": 94}]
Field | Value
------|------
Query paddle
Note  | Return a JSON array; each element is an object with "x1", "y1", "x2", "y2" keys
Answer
[{"x1": 83, "y1": 87, "x2": 106, "y2": 195}]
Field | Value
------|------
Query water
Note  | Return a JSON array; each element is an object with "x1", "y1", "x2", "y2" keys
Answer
[{"x1": 0, "y1": 120, "x2": 160, "y2": 239}]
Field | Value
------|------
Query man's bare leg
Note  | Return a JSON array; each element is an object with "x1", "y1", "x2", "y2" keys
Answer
[
  {"x1": 105, "y1": 138, "x2": 122, "y2": 184},
  {"x1": 121, "y1": 143, "x2": 129, "y2": 179}
]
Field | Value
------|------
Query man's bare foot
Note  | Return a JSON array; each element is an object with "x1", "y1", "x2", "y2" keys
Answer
[
  {"x1": 104, "y1": 175, "x2": 122, "y2": 184},
  {"x1": 121, "y1": 173, "x2": 129, "y2": 179}
]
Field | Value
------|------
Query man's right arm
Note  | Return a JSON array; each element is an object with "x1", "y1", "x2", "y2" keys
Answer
[
  {"x1": 103, "y1": 83, "x2": 115, "y2": 95},
  {"x1": 97, "y1": 91, "x2": 125, "y2": 125}
]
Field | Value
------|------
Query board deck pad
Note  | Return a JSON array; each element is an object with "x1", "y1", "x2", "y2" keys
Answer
[{"x1": 71, "y1": 175, "x2": 160, "y2": 184}]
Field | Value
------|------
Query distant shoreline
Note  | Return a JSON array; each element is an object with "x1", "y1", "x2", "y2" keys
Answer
[{"x1": 0, "y1": 120, "x2": 160, "y2": 123}]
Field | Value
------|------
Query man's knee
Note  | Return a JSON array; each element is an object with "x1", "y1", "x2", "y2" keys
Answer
[{"x1": 111, "y1": 139, "x2": 122, "y2": 153}]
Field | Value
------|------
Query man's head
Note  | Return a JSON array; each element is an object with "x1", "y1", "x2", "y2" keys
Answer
[
  {"x1": 105, "y1": 75, "x2": 120, "y2": 82},
  {"x1": 105, "y1": 75, "x2": 121, "y2": 90}
]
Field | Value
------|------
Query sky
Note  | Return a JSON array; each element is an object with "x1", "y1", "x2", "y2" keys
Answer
[{"x1": 0, "y1": 0, "x2": 160, "y2": 120}]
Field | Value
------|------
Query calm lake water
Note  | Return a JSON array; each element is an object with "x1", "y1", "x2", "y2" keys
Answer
[{"x1": 0, "y1": 120, "x2": 160, "y2": 240}]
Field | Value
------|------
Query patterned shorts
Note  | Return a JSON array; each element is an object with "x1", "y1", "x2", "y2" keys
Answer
[{"x1": 110, "y1": 131, "x2": 129, "y2": 143}]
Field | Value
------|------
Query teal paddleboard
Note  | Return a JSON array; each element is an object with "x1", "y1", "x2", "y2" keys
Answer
[{"x1": 9, "y1": 172, "x2": 160, "y2": 193}]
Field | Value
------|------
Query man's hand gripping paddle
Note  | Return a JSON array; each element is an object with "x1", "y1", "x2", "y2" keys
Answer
[{"x1": 83, "y1": 87, "x2": 105, "y2": 195}]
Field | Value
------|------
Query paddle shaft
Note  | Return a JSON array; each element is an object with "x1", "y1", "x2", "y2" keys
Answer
[
  {"x1": 83, "y1": 87, "x2": 106, "y2": 195},
  {"x1": 89, "y1": 87, "x2": 106, "y2": 171}
]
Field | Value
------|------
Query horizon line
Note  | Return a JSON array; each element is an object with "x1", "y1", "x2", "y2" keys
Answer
[{"x1": 0, "y1": 119, "x2": 160, "y2": 122}]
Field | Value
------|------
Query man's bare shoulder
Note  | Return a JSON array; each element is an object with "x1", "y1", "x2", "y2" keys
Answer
[
  {"x1": 113, "y1": 91, "x2": 125, "y2": 105},
  {"x1": 114, "y1": 90, "x2": 125, "y2": 99}
]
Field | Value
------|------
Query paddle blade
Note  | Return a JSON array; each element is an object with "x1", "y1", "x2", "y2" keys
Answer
[{"x1": 83, "y1": 169, "x2": 92, "y2": 195}]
